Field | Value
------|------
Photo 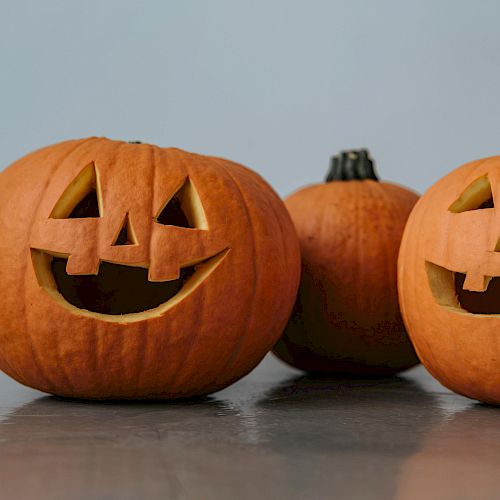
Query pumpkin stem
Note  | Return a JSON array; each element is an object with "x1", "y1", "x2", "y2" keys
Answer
[
  {"x1": 325, "y1": 149, "x2": 379, "y2": 182},
  {"x1": 128, "y1": 141, "x2": 142, "y2": 144}
]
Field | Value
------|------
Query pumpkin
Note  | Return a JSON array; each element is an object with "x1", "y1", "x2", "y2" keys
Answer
[
  {"x1": 273, "y1": 149, "x2": 419, "y2": 374},
  {"x1": 398, "y1": 155, "x2": 500, "y2": 404},
  {"x1": 0, "y1": 137, "x2": 300, "y2": 399}
]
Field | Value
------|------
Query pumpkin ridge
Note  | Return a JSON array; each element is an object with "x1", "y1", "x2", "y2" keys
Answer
[
  {"x1": 160, "y1": 148, "x2": 208, "y2": 395},
  {"x1": 0, "y1": 146, "x2": 58, "y2": 385},
  {"x1": 61, "y1": 141, "x2": 106, "y2": 394},
  {"x1": 229, "y1": 161, "x2": 301, "y2": 352},
  {"x1": 205, "y1": 157, "x2": 258, "y2": 390},
  {"x1": 146, "y1": 143, "x2": 157, "y2": 272},
  {"x1": 72, "y1": 139, "x2": 120, "y2": 394},
  {"x1": 418, "y1": 182, "x2": 449, "y2": 369},
  {"x1": 262, "y1": 174, "x2": 301, "y2": 348},
  {"x1": 92, "y1": 139, "x2": 129, "y2": 393},
  {"x1": 372, "y1": 182, "x2": 400, "y2": 315},
  {"x1": 104, "y1": 142, "x2": 127, "y2": 390},
  {"x1": 294, "y1": 185, "x2": 329, "y2": 350},
  {"x1": 135, "y1": 321, "x2": 149, "y2": 396},
  {"x1": 353, "y1": 181, "x2": 362, "y2": 317},
  {"x1": 24, "y1": 138, "x2": 98, "y2": 393},
  {"x1": 73, "y1": 139, "x2": 109, "y2": 392},
  {"x1": 121, "y1": 143, "x2": 157, "y2": 395},
  {"x1": 138, "y1": 144, "x2": 159, "y2": 393}
]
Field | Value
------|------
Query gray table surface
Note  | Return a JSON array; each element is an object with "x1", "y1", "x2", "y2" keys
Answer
[{"x1": 0, "y1": 353, "x2": 496, "y2": 500}]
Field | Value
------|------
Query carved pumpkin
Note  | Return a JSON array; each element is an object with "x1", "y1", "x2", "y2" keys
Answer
[
  {"x1": 273, "y1": 150, "x2": 419, "y2": 374},
  {"x1": 398, "y1": 155, "x2": 500, "y2": 404},
  {"x1": 0, "y1": 137, "x2": 300, "y2": 399}
]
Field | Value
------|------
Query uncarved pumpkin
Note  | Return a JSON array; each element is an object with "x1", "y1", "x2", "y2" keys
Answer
[
  {"x1": 0, "y1": 137, "x2": 300, "y2": 399},
  {"x1": 398, "y1": 155, "x2": 500, "y2": 404},
  {"x1": 273, "y1": 149, "x2": 419, "y2": 374}
]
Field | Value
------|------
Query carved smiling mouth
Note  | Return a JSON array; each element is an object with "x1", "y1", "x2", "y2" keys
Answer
[
  {"x1": 31, "y1": 249, "x2": 228, "y2": 322},
  {"x1": 426, "y1": 261, "x2": 500, "y2": 314}
]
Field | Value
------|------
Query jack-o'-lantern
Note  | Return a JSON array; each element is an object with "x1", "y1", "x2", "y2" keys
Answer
[
  {"x1": 398, "y1": 155, "x2": 500, "y2": 404},
  {"x1": 0, "y1": 137, "x2": 300, "y2": 399}
]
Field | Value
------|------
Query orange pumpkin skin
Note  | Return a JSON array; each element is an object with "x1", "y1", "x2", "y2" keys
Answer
[
  {"x1": 273, "y1": 151, "x2": 419, "y2": 374},
  {"x1": 398, "y1": 156, "x2": 500, "y2": 404},
  {"x1": 0, "y1": 137, "x2": 300, "y2": 399}
]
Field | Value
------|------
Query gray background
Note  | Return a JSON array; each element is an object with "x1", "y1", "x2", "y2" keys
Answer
[{"x1": 1, "y1": 0, "x2": 500, "y2": 195}]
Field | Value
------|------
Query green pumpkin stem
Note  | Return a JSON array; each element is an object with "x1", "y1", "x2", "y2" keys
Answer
[{"x1": 325, "y1": 149, "x2": 379, "y2": 182}]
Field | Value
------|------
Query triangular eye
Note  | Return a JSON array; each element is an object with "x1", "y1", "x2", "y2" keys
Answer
[
  {"x1": 50, "y1": 162, "x2": 102, "y2": 218},
  {"x1": 449, "y1": 175, "x2": 494, "y2": 213},
  {"x1": 112, "y1": 213, "x2": 137, "y2": 246},
  {"x1": 154, "y1": 177, "x2": 207, "y2": 229}
]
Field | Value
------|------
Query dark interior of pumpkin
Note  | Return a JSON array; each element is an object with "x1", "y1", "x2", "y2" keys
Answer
[
  {"x1": 455, "y1": 273, "x2": 500, "y2": 315},
  {"x1": 50, "y1": 186, "x2": 198, "y2": 315},
  {"x1": 478, "y1": 197, "x2": 494, "y2": 209},
  {"x1": 51, "y1": 258, "x2": 196, "y2": 315}
]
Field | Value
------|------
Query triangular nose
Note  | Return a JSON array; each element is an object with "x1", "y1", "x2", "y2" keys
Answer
[{"x1": 112, "y1": 213, "x2": 137, "y2": 246}]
